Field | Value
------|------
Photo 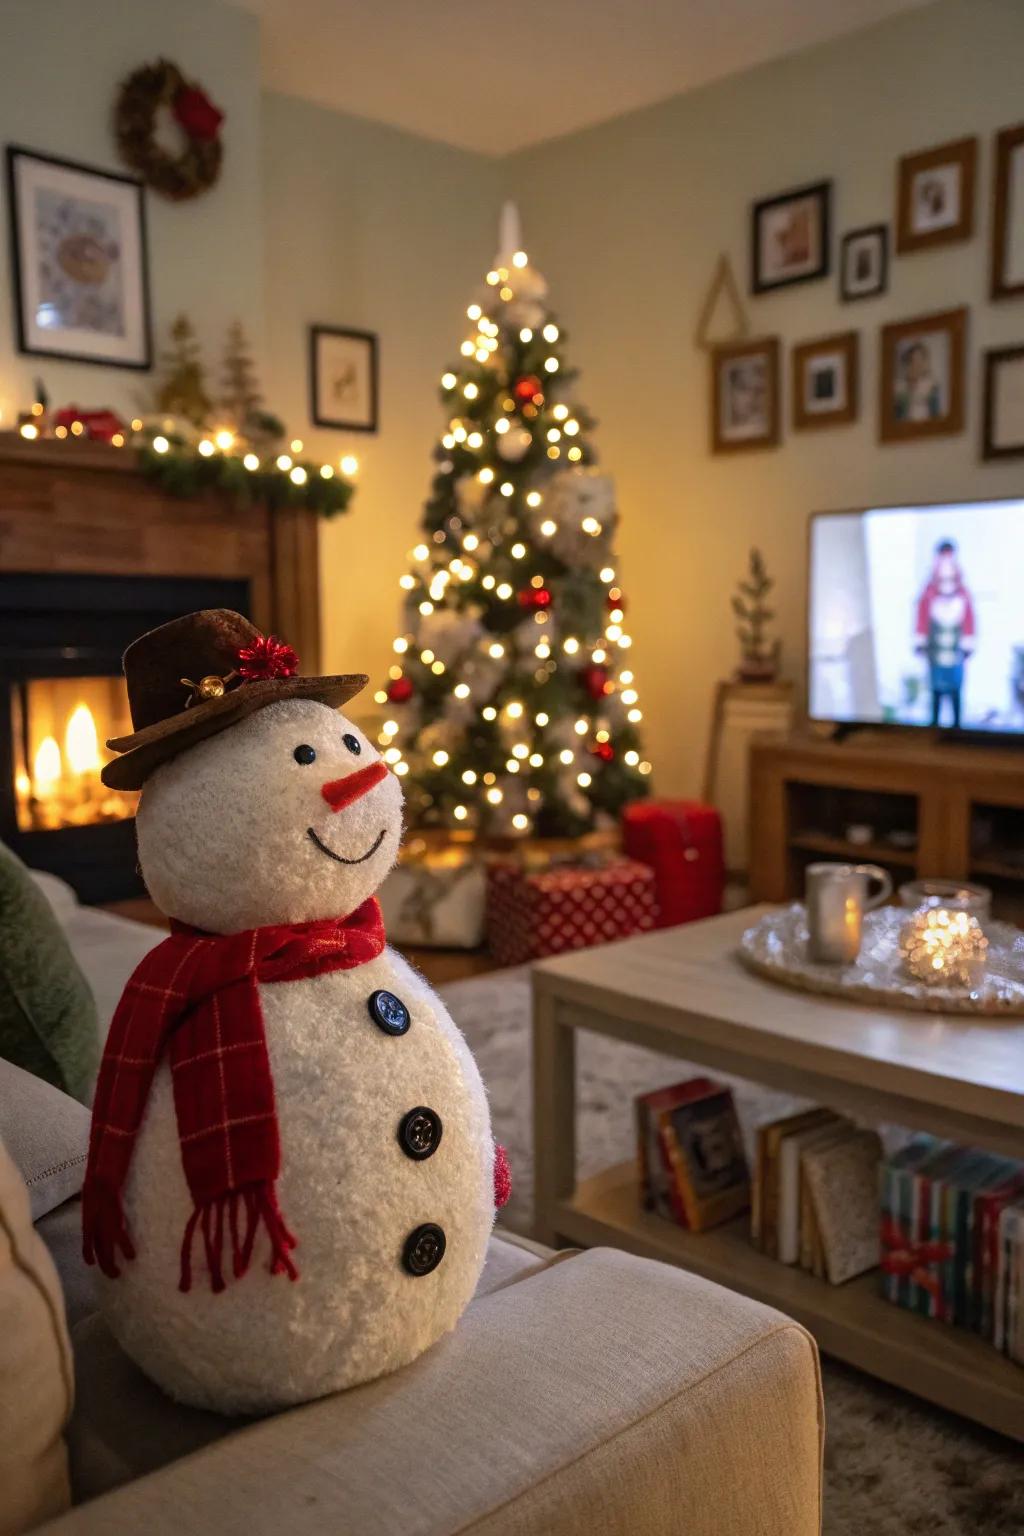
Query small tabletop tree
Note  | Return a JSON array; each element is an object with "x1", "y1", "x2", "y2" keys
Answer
[{"x1": 156, "y1": 314, "x2": 212, "y2": 428}]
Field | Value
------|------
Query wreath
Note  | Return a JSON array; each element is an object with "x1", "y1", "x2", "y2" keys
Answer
[{"x1": 115, "y1": 59, "x2": 224, "y2": 202}]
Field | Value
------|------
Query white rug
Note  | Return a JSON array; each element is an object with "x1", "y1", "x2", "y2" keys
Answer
[{"x1": 440, "y1": 965, "x2": 1024, "y2": 1536}]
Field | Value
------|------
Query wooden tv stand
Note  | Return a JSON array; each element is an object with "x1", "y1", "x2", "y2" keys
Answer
[{"x1": 749, "y1": 732, "x2": 1024, "y2": 919}]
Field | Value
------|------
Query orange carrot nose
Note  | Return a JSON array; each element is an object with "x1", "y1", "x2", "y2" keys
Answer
[{"x1": 321, "y1": 761, "x2": 388, "y2": 811}]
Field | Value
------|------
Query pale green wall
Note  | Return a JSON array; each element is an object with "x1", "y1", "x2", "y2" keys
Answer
[
  {"x1": 507, "y1": 0, "x2": 1024, "y2": 792},
  {"x1": 260, "y1": 95, "x2": 498, "y2": 679},
  {"x1": 0, "y1": 0, "x2": 265, "y2": 422}
]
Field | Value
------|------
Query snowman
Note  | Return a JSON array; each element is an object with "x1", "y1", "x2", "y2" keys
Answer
[{"x1": 83, "y1": 609, "x2": 508, "y2": 1415}]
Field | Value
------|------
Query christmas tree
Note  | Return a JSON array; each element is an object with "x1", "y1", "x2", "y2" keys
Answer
[
  {"x1": 376, "y1": 206, "x2": 651, "y2": 839},
  {"x1": 156, "y1": 314, "x2": 212, "y2": 428}
]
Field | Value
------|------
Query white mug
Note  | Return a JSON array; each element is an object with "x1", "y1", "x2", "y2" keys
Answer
[{"x1": 805, "y1": 861, "x2": 893, "y2": 965}]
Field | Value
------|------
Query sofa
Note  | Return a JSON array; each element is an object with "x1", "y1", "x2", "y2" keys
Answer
[{"x1": 4, "y1": 881, "x2": 824, "y2": 1536}]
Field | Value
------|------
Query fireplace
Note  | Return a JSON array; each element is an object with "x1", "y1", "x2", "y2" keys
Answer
[{"x1": 0, "y1": 572, "x2": 249, "y2": 902}]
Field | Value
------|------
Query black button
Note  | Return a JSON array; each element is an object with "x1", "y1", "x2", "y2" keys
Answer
[
  {"x1": 402, "y1": 1223, "x2": 446, "y2": 1277},
  {"x1": 368, "y1": 990, "x2": 410, "y2": 1036},
  {"x1": 398, "y1": 1107, "x2": 443, "y2": 1161}
]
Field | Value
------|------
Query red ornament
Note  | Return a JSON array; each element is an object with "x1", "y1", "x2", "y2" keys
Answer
[
  {"x1": 513, "y1": 374, "x2": 543, "y2": 404},
  {"x1": 173, "y1": 85, "x2": 224, "y2": 143},
  {"x1": 606, "y1": 587, "x2": 627, "y2": 614},
  {"x1": 387, "y1": 676, "x2": 414, "y2": 703},
  {"x1": 580, "y1": 664, "x2": 609, "y2": 700},
  {"x1": 236, "y1": 634, "x2": 299, "y2": 681},
  {"x1": 591, "y1": 741, "x2": 615, "y2": 763},
  {"x1": 517, "y1": 585, "x2": 552, "y2": 610}
]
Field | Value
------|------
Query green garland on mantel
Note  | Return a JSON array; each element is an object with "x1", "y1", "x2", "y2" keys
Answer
[{"x1": 137, "y1": 441, "x2": 356, "y2": 519}]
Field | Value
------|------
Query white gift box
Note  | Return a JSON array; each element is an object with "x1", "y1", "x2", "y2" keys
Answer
[{"x1": 380, "y1": 858, "x2": 487, "y2": 949}]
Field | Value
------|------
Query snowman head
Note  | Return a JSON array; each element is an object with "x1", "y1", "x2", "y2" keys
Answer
[{"x1": 136, "y1": 699, "x2": 403, "y2": 932}]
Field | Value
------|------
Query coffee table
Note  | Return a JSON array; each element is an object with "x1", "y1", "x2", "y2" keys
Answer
[{"x1": 532, "y1": 905, "x2": 1024, "y2": 1440}]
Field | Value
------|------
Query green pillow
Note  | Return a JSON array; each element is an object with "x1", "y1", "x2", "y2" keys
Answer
[{"x1": 0, "y1": 845, "x2": 98, "y2": 1103}]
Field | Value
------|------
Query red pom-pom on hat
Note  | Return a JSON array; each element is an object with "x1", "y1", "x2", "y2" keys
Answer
[{"x1": 237, "y1": 634, "x2": 299, "y2": 681}]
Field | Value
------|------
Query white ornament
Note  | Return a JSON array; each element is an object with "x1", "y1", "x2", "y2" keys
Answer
[
  {"x1": 105, "y1": 697, "x2": 496, "y2": 1414},
  {"x1": 545, "y1": 469, "x2": 617, "y2": 569},
  {"x1": 416, "y1": 607, "x2": 483, "y2": 670},
  {"x1": 496, "y1": 426, "x2": 533, "y2": 463}
]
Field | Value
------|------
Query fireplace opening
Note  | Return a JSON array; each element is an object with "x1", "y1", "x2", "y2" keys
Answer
[{"x1": 0, "y1": 573, "x2": 250, "y2": 902}]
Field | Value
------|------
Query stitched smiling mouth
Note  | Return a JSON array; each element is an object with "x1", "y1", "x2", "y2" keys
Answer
[{"x1": 307, "y1": 827, "x2": 387, "y2": 866}]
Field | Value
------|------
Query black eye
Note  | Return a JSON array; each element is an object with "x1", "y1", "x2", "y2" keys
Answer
[
  {"x1": 343, "y1": 732, "x2": 362, "y2": 755},
  {"x1": 293, "y1": 744, "x2": 317, "y2": 765}
]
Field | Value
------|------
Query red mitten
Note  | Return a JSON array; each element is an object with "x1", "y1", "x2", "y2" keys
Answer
[{"x1": 494, "y1": 1144, "x2": 512, "y2": 1210}]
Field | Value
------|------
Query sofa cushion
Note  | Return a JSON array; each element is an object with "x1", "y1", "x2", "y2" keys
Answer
[
  {"x1": 0, "y1": 844, "x2": 98, "y2": 1101},
  {"x1": 0, "y1": 1136, "x2": 74, "y2": 1536},
  {"x1": 0, "y1": 1058, "x2": 90, "y2": 1222},
  {"x1": 45, "y1": 1248, "x2": 822, "y2": 1536}
]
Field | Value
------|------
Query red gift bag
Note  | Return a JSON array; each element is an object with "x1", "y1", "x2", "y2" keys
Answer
[
  {"x1": 486, "y1": 857, "x2": 658, "y2": 966},
  {"x1": 622, "y1": 800, "x2": 724, "y2": 928}
]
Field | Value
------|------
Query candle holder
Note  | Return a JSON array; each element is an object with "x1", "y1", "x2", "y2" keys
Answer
[{"x1": 898, "y1": 907, "x2": 989, "y2": 990}]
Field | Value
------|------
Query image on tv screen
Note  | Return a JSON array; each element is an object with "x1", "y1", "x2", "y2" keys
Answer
[{"x1": 808, "y1": 500, "x2": 1024, "y2": 735}]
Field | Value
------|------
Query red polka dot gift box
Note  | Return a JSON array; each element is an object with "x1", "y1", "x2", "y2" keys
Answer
[{"x1": 485, "y1": 855, "x2": 658, "y2": 967}]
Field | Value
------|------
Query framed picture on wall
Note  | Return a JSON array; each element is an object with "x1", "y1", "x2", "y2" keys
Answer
[
  {"x1": 711, "y1": 336, "x2": 780, "y2": 453},
  {"x1": 5, "y1": 145, "x2": 151, "y2": 369},
  {"x1": 309, "y1": 325, "x2": 379, "y2": 432},
  {"x1": 750, "y1": 181, "x2": 830, "y2": 294},
  {"x1": 895, "y1": 137, "x2": 976, "y2": 253},
  {"x1": 879, "y1": 307, "x2": 967, "y2": 443},
  {"x1": 792, "y1": 332, "x2": 858, "y2": 430},
  {"x1": 839, "y1": 225, "x2": 888, "y2": 301},
  {"x1": 991, "y1": 122, "x2": 1024, "y2": 299},
  {"x1": 982, "y1": 345, "x2": 1024, "y2": 459}
]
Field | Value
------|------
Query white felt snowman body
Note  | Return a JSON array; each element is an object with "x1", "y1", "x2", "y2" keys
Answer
[{"x1": 99, "y1": 698, "x2": 496, "y2": 1414}]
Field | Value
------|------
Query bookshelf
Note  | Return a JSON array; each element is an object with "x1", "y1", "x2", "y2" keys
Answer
[{"x1": 557, "y1": 1161, "x2": 1023, "y2": 1442}]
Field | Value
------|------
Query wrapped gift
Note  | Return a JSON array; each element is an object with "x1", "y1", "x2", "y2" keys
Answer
[
  {"x1": 379, "y1": 839, "x2": 486, "y2": 949},
  {"x1": 486, "y1": 855, "x2": 657, "y2": 966},
  {"x1": 622, "y1": 800, "x2": 724, "y2": 928}
]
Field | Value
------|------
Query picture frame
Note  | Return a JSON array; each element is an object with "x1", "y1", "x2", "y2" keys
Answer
[
  {"x1": 839, "y1": 225, "x2": 888, "y2": 302},
  {"x1": 982, "y1": 345, "x2": 1024, "y2": 460},
  {"x1": 990, "y1": 122, "x2": 1024, "y2": 300},
  {"x1": 879, "y1": 307, "x2": 967, "y2": 444},
  {"x1": 792, "y1": 331, "x2": 859, "y2": 430},
  {"x1": 309, "y1": 325, "x2": 379, "y2": 433},
  {"x1": 5, "y1": 145, "x2": 151, "y2": 369},
  {"x1": 895, "y1": 136, "x2": 976, "y2": 254},
  {"x1": 750, "y1": 181, "x2": 830, "y2": 294},
  {"x1": 711, "y1": 336, "x2": 780, "y2": 453}
]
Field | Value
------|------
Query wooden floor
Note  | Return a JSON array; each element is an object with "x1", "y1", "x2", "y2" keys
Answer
[{"x1": 98, "y1": 897, "x2": 505, "y2": 985}]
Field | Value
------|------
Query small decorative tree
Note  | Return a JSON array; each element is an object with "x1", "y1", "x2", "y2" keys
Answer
[
  {"x1": 218, "y1": 321, "x2": 263, "y2": 434},
  {"x1": 732, "y1": 547, "x2": 780, "y2": 682},
  {"x1": 155, "y1": 314, "x2": 212, "y2": 428}
]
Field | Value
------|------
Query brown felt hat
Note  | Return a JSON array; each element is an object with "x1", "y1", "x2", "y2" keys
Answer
[{"x1": 101, "y1": 609, "x2": 368, "y2": 791}]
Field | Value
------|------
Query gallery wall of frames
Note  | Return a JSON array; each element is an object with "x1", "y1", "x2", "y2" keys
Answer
[{"x1": 710, "y1": 124, "x2": 1024, "y2": 463}]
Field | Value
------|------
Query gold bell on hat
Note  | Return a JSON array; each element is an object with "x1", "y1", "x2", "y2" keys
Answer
[{"x1": 181, "y1": 672, "x2": 235, "y2": 706}]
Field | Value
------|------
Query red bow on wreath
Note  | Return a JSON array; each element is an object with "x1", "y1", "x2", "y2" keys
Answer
[{"x1": 173, "y1": 86, "x2": 224, "y2": 143}]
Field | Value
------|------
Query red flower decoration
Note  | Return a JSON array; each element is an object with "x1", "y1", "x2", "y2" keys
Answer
[
  {"x1": 173, "y1": 86, "x2": 224, "y2": 143},
  {"x1": 517, "y1": 585, "x2": 552, "y2": 610},
  {"x1": 237, "y1": 634, "x2": 299, "y2": 681},
  {"x1": 591, "y1": 741, "x2": 615, "y2": 763},
  {"x1": 387, "y1": 676, "x2": 414, "y2": 703}
]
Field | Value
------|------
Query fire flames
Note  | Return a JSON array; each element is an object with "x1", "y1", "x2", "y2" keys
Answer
[{"x1": 14, "y1": 683, "x2": 137, "y2": 831}]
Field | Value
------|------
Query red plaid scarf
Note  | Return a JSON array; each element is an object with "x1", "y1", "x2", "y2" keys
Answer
[{"x1": 83, "y1": 896, "x2": 386, "y2": 1294}]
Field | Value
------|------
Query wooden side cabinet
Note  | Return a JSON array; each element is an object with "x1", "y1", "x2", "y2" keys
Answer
[{"x1": 749, "y1": 733, "x2": 1024, "y2": 919}]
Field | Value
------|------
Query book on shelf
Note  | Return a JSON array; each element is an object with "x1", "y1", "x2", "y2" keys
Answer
[
  {"x1": 880, "y1": 1135, "x2": 1024, "y2": 1361},
  {"x1": 636, "y1": 1078, "x2": 749, "y2": 1232}
]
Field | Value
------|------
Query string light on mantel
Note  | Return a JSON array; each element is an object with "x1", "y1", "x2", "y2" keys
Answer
[
  {"x1": 6, "y1": 396, "x2": 360, "y2": 519},
  {"x1": 374, "y1": 201, "x2": 651, "y2": 840}
]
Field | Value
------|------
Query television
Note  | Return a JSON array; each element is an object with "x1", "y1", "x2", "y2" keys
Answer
[{"x1": 808, "y1": 499, "x2": 1024, "y2": 737}]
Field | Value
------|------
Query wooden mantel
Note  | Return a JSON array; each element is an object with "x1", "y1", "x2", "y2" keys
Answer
[{"x1": 0, "y1": 433, "x2": 321, "y2": 669}]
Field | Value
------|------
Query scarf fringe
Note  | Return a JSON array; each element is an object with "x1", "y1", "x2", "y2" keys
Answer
[
  {"x1": 82, "y1": 1183, "x2": 136, "y2": 1278},
  {"x1": 179, "y1": 1183, "x2": 299, "y2": 1293}
]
